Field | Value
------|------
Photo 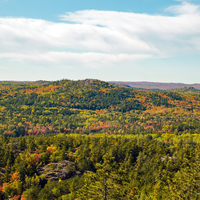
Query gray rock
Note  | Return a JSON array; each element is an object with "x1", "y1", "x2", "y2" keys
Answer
[{"x1": 37, "y1": 160, "x2": 82, "y2": 181}]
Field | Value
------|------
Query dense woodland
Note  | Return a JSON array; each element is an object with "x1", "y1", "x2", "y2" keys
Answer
[{"x1": 0, "y1": 79, "x2": 200, "y2": 199}]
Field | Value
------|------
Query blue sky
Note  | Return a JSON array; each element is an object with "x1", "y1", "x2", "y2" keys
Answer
[
  {"x1": 0, "y1": 0, "x2": 200, "y2": 83},
  {"x1": 0, "y1": 0, "x2": 182, "y2": 19}
]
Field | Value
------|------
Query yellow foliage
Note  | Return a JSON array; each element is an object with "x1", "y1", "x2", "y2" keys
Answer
[{"x1": 47, "y1": 145, "x2": 57, "y2": 154}]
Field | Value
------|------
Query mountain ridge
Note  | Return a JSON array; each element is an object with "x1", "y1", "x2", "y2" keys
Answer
[{"x1": 110, "y1": 81, "x2": 200, "y2": 90}]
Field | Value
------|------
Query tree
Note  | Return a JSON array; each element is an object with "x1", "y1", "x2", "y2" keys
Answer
[
  {"x1": 77, "y1": 153, "x2": 137, "y2": 200},
  {"x1": 169, "y1": 148, "x2": 200, "y2": 200},
  {"x1": 18, "y1": 137, "x2": 26, "y2": 151}
]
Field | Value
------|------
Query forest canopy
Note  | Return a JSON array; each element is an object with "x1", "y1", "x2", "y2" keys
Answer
[{"x1": 0, "y1": 79, "x2": 200, "y2": 199}]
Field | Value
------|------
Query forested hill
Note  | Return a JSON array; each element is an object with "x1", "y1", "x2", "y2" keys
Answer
[
  {"x1": 0, "y1": 78, "x2": 200, "y2": 137},
  {"x1": 0, "y1": 80, "x2": 50, "y2": 88},
  {"x1": 170, "y1": 86, "x2": 200, "y2": 95}
]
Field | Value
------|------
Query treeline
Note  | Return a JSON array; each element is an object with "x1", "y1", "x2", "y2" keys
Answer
[{"x1": 0, "y1": 81, "x2": 50, "y2": 89}]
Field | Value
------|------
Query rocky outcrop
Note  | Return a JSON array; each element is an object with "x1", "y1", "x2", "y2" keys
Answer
[{"x1": 37, "y1": 160, "x2": 82, "y2": 181}]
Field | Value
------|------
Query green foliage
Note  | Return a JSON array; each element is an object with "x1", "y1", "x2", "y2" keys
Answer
[
  {"x1": 0, "y1": 79, "x2": 200, "y2": 199},
  {"x1": 0, "y1": 134, "x2": 200, "y2": 199},
  {"x1": 77, "y1": 153, "x2": 137, "y2": 199}
]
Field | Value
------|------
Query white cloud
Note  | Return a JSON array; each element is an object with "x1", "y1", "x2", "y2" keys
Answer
[
  {"x1": 166, "y1": 1, "x2": 200, "y2": 14},
  {"x1": 0, "y1": 1, "x2": 200, "y2": 69},
  {"x1": 0, "y1": 52, "x2": 152, "y2": 69}
]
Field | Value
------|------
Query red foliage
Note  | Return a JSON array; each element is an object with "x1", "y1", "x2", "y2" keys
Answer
[{"x1": 13, "y1": 195, "x2": 21, "y2": 199}]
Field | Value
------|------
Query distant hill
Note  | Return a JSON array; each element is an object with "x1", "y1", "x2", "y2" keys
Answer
[
  {"x1": 110, "y1": 81, "x2": 200, "y2": 90},
  {"x1": 170, "y1": 87, "x2": 200, "y2": 95},
  {"x1": 0, "y1": 80, "x2": 50, "y2": 88},
  {"x1": 0, "y1": 78, "x2": 200, "y2": 138}
]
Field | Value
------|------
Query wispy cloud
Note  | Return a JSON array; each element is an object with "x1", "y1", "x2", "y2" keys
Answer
[
  {"x1": 165, "y1": 1, "x2": 200, "y2": 14},
  {"x1": 0, "y1": 1, "x2": 199, "y2": 69},
  {"x1": 0, "y1": 52, "x2": 152, "y2": 69}
]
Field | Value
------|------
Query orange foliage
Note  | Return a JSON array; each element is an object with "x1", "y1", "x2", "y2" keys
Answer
[
  {"x1": 21, "y1": 194, "x2": 26, "y2": 200},
  {"x1": 11, "y1": 172, "x2": 19, "y2": 182}
]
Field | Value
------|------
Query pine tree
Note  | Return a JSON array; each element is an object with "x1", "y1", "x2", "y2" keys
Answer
[
  {"x1": 77, "y1": 153, "x2": 137, "y2": 200},
  {"x1": 169, "y1": 147, "x2": 200, "y2": 200}
]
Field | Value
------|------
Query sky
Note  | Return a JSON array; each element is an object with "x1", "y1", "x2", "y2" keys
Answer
[{"x1": 0, "y1": 0, "x2": 200, "y2": 83}]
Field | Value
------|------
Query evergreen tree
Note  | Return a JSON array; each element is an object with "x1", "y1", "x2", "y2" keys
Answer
[{"x1": 77, "y1": 153, "x2": 137, "y2": 199}]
